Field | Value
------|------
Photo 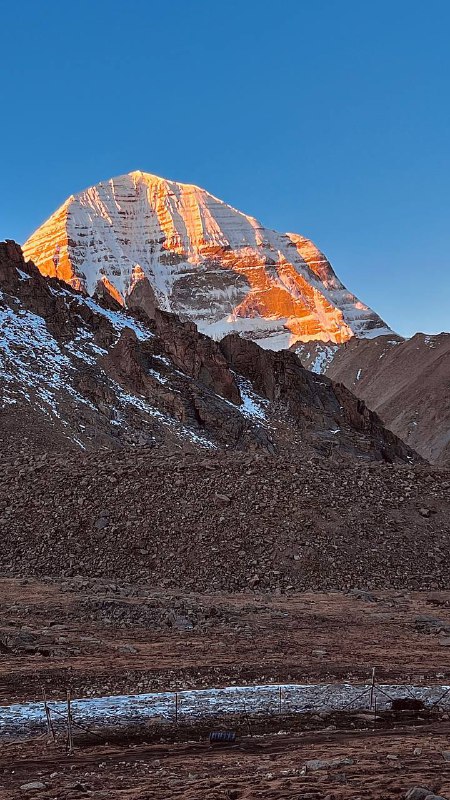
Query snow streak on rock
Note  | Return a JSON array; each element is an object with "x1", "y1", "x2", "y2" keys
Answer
[
  {"x1": 0, "y1": 284, "x2": 220, "y2": 450},
  {"x1": 0, "y1": 303, "x2": 92, "y2": 415},
  {"x1": 0, "y1": 241, "x2": 417, "y2": 463}
]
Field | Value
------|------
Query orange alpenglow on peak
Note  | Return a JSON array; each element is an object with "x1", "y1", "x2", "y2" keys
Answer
[{"x1": 23, "y1": 171, "x2": 392, "y2": 349}]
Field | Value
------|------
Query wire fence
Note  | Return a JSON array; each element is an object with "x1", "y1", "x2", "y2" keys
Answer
[{"x1": 2, "y1": 676, "x2": 450, "y2": 749}]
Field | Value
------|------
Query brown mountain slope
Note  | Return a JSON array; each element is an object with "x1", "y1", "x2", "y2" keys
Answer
[{"x1": 315, "y1": 334, "x2": 450, "y2": 466}]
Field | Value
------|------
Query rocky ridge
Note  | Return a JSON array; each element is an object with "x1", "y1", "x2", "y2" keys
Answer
[{"x1": 0, "y1": 241, "x2": 414, "y2": 463}]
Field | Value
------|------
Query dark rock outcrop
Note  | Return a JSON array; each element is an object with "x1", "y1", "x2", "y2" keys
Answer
[
  {"x1": 220, "y1": 333, "x2": 417, "y2": 463},
  {"x1": 128, "y1": 276, "x2": 241, "y2": 405},
  {"x1": 102, "y1": 329, "x2": 187, "y2": 422},
  {"x1": 126, "y1": 276, "x2": 157, "y2": 322},
  {"x1": 152, "y1": 310, "x2": 241, "y2": 405},
  {"x1": 0, "y1": 241, "x2": 421, "y2": 463}
]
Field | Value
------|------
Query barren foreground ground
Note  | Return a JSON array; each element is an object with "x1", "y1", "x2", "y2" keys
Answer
[
  {"x1": 2, "y1": 716, "x2": 450, "y2": 800},
  {"x1": 1, "y1": 579, "x2": 450, "y2": 703},
  {"x1": 1, "y1": 580, "x2": 450, "y2": 799}
]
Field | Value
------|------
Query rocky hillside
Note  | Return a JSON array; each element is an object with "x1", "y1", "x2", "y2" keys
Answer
[
  {"x1": 0, "y1": 241, "x2": 415, "y2": 463},
  {"x1": 1, "y1": 448, "x2": 449, "y2": 591},
  {"x1": 297, "y1": 335, "x2": 450, "y2": 466},
  {"x1": 23, "y1": 171, "x2": 391, "y2": 350}
]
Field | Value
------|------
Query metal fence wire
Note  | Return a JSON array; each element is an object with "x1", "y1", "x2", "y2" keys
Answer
[{"x1": 2, "y1": 678, "x2": 449, "y2": 745}]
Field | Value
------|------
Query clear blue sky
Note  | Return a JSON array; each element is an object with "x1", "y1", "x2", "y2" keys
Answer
[{"x1": 1, "y1": 0, "x2": 449, "y2": 337}]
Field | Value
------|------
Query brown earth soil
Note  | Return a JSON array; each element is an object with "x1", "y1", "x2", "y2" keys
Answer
[
  {"x1": 1, "y1": 579, "x2": 449, "y2": 704},
  {"x1": 2, "y1": 580, "x2": 450, "y2": 799},
  {"x1": 1, "y1": 714, "x2": 450, "y2": 799}
]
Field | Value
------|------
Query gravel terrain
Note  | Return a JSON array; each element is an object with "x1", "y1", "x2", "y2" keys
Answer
[{"x1": 1, "y1": 450, "x2": 449, "y2": 591}]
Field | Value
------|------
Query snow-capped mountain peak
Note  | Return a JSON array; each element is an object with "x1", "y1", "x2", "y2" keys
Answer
[{"x1": 23, "y1": 171, "x2": 392, "y2": 349}]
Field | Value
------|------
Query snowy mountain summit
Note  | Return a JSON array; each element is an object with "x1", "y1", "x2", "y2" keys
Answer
[{"x1": 23, "y1": 171, "x2": 391, "y2": 349}]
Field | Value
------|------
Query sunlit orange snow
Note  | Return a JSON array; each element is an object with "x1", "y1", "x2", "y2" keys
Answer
[{"x1": 23, "y1": 172, "x2": 389, "y2": 347}]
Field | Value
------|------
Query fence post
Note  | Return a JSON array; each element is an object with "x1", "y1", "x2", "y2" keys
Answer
[
  {"x1": 42, "y1": 688, "x2": 55, "y2": 741},
  {"x1": 67, "y1": 690, "x2": 74, "y2": 754},
  {"x1": 370, "y1": 667, "x2": 376, "y2": 709},
  {"x1": 241, "y1": 691, "x2": 252, "y2": 737}
]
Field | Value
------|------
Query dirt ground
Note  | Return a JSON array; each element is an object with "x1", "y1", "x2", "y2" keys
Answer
[
  {"x1": 1, "y1": 714, "x2": 450, "y2": 799},
  {"x1": 2, "y1": 579, "x2": 450, "y2": 799},
  {"x1": 1, "y1": 578, "x2": 449, "y2": 703}
]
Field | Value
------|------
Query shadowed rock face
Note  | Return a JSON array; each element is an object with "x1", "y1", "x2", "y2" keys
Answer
[
  {"x1": 296, "y1": 335, "x2": 450, "y2": 467},
  {"x1": 152, "y1": 311, "x2": 242, "y2": 405},
  {"x1": 0, "y1": 241, "x2": 418, "y2": 464},
  {"x1": 126, "y1": 276, "x2": 157, "y2": 321},
  {"x1": 220, "y1": 333, "x2": 418, "y2": 464},
  {"x1": 127, "y1": 275, "x2": 242, "y2": 404},
  {"x1": 0, "y1": 240, "x2": 26, "y2": 291},
  {"x1": 22, "y1": 171, "x2": 392, "y2": 349}
]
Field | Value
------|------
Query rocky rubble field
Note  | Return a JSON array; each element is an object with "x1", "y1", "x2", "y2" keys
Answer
[{"x1": 0, "y1": 450, "x2": 449, "y2": 592}]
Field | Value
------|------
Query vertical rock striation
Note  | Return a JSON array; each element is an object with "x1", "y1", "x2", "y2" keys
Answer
[{"x1": 23, "y1": 172, "x2": 392, "y2": 350}]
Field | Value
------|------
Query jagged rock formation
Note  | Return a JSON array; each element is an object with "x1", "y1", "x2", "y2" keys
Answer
[
  {"x1": 23, "y1": 171, "x2": 392, "y2": 350},
  {"x1": 220, "y1": 334, "x2": 415, "y2": 461},
  {"x1": 296, "y1": 335, "x2": 450, "y2": 466},
  {"x1": 0, "y1": 241, "x2": 415, "y2": 464},
  {"x1": 0, "y1": 242, "x2": 264, "y2": 456}
]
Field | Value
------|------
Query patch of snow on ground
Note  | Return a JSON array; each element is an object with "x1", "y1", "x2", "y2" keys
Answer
[
  {"x1": 356, "y1": 368, "x2": 362, "y2": 381},
  {"x1": 1, "y1": 682, "x2": 449, "y2": 738},
  {"x1": 48, "y1": 285, "x2": 152, "y2": 342},
  {"x1": 148, "y1": 367, "x2": 169, "y2": 384},
  {"x1": 0, "y1": 306, "x2": 71, "y2": 394},
  {"x1": 64, "y1": 328, "x2": 108, "y2": 365},
  {"x1": 153, "y1": 354, "x2": 172, "y2": 366},
  {"x1": 0, "y1": 305, "x2": 97, "y2": 419},
  {"x1": 83, "y1": 297, "x2": 151, "y2": 341},
  {"x1": 203, "y1": 315, "x2": 293, "y2": 350},
  {"x1": 16, "y1": 269, "x2": 31, "y2": 281},
  {"x1": 351, "y1": 325, "x2": 393, "y2": 340},
  {"x1": 112, "y1": 383, "x2": 216, "y2": 449}
]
